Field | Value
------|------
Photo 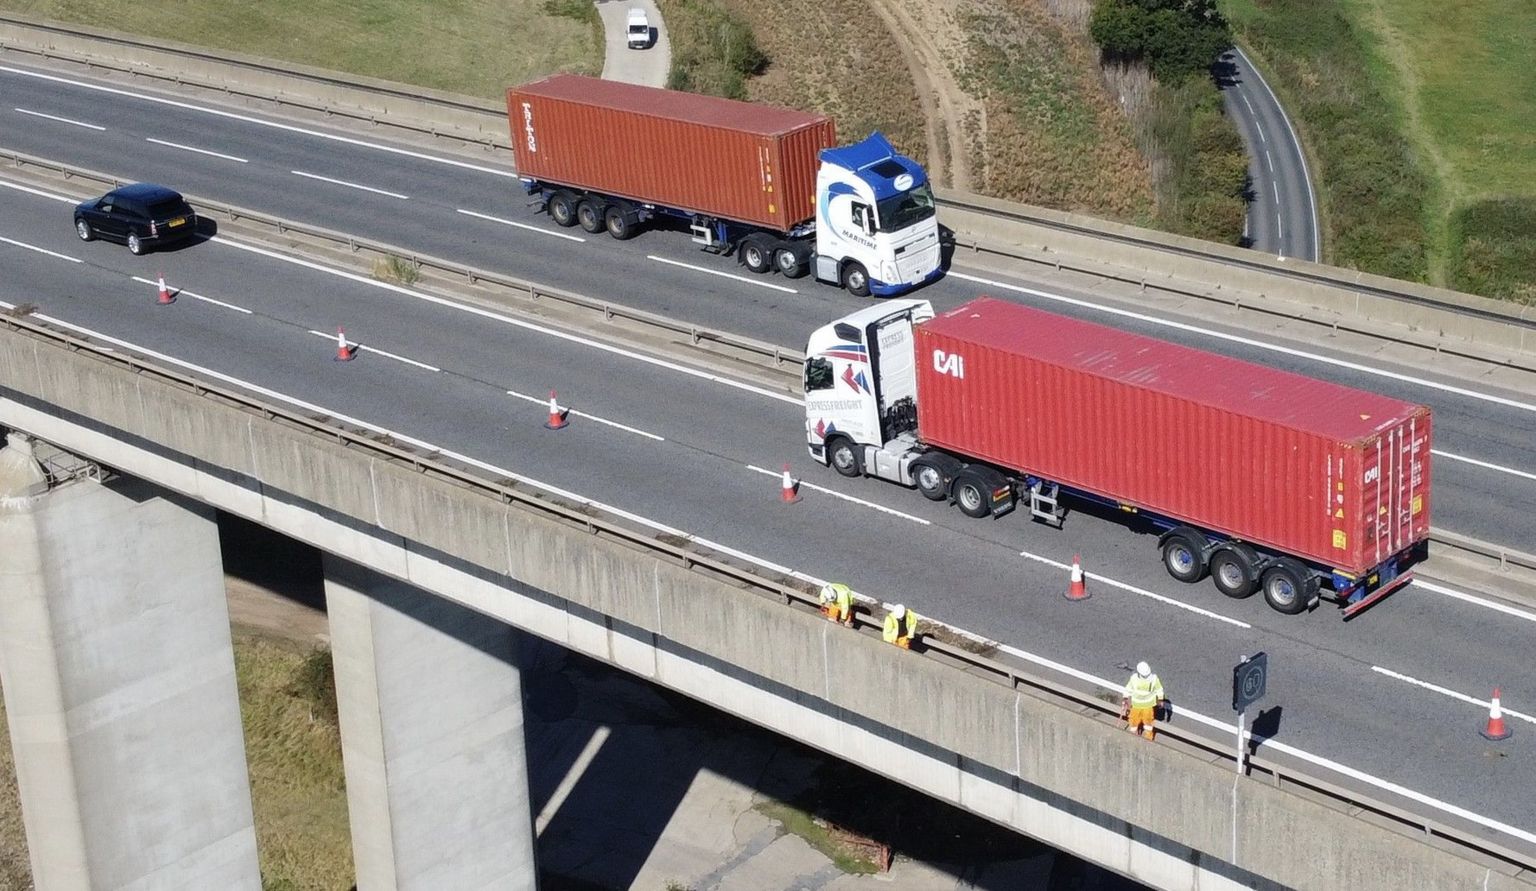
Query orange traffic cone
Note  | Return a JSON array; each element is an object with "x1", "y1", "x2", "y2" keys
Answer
[
  {"x1": 1481, "y1": 688, "x2": 1513, "y2": 741},
  {"x1": 1065, "y1": 554, "x2": 1089, "y2": 601},
  {"x1": 544, "y1": 390, "x2": 568, "y2": 430},
  {"x1": 780, "y1": 463, "x2": 800, "y2": 504},
  {"x1": 155, "y1": 272, "x2": 174, "y2": 306},
  {"x1": 333, "y1": 327, "x2": 354, "y2": 361}
]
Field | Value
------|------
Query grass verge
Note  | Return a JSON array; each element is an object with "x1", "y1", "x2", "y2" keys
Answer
[{"x1": 0, "y1": 680, "x2": 31, "y2": 890}]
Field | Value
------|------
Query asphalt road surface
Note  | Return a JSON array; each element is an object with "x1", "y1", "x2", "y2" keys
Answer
[{"x1": 1, "y1": 60, "x2": 1533, "y2": 847}]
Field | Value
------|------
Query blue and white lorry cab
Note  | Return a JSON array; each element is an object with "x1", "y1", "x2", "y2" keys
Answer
[{"x1": 812, "y1": 134, "x2": 944, "y2": 297}]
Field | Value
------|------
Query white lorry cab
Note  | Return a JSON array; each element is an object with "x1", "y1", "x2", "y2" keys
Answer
[
  {"x1": 813, "y1": 135, "x2": 943, "y2": 297},
  {"x1": 805, "y1": 298, "x2": 935, "y2": 476}
]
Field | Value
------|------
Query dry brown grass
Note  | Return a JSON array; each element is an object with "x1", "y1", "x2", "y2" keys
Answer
[{"x1": 0, "y1": 682, "x2": 32, "y2": 891}]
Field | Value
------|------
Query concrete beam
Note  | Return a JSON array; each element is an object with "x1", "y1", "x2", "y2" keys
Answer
[
  {"x1": 0, "y1": 434, "x2": 260, "y2": 890},
  {"x1": 325, "y1": 555, "x2": 538, "y2": 891}
]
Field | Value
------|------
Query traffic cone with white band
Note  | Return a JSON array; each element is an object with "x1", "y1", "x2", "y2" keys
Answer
[
  {"x1": 1065, "y1": 554, "x2": 1089, "y2": 601},
  {"x1": 544, "y1": 390, "x2": 568, "y2": 430},
  {"x1": 334, "y1": 327, "x2": 354, "y2": 361},
  {"x1": 156, "y1": 272, "x2": 174, "y2": 306},
  {"x1": 1481, "y1": 688, "x2": 1513, "y2": 741},
  {"x1": 781, "y1": 463, "x2": 800, "y2": 504}
]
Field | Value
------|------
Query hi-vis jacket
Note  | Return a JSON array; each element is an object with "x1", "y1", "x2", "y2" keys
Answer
[{"x1": 1124, "y1": 673, "x2": 1165, "y2": 708}]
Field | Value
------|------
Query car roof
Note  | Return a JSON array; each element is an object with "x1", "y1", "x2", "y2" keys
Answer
[
  {"x1": 110, "y1": 183, "x2": 184, "y2": 203},
  {"x1": 628, "y1": 8, "x2": 647, "y2": 23}
]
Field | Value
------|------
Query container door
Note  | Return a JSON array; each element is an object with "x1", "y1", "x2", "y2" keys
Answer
[{"x1": 1359, "y1": 412, "x2": 1431, "y2": 564}]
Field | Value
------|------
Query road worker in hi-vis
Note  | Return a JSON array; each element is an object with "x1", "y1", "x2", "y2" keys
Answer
[
  {"x1": 1122, "y1": 661, "x2": 1166, "y2": 740},
  {"x1": 882, "y1": 604, "x2": 918, "y2": 649},
  {"x1": 819, "y1": 583, "x2": 854, "y2": 627}
]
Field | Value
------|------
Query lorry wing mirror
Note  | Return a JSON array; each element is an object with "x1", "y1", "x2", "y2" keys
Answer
[{"x1": 833, "y1": 323, "x2": 862, "y2": 342}]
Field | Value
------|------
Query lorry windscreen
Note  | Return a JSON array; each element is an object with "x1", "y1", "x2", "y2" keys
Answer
[{"x1": 876, "y1": 183, "x2": 936, "y2": 232}]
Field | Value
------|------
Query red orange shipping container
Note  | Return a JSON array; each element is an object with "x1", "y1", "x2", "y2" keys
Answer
[
  {"x1": 913, "y1": 298, "x2": 1432, "y2": 574},
  {"x1": 507, "y1": 75, "x2": 837, "y2": 232}
]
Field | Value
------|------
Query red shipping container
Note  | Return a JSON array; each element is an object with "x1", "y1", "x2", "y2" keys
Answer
[
  {"x1": 914, "y1": 298, "x2": 1432, "y2": 573},
  {"x1": 507, "y1": 75, "x2": 836, "y2": 232}
]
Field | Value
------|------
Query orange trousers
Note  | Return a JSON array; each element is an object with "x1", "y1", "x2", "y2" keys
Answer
[{"x1": 1127, "y1": 704, "x2": 1157, "y2": 739}]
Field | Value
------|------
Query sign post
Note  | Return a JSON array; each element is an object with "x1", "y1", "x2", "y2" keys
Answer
[{"x1": 1232, "y1": 652, "x2": 1268, "y2": 776}]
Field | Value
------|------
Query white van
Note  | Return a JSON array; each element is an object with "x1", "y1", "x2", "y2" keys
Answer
[{"x1": 626, "y1": 9, "x2": 650, "y2": 49}]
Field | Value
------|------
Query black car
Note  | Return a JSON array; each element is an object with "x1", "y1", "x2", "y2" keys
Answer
[{"x1": 74, "y1": 183, "x2": 198, "y2": 255}]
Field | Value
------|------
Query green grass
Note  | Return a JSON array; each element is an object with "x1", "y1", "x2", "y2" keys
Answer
[
  {"x1": 0, "y1": 0, "x2": 600, "y2": 97},
  {"x1": 0, "y1": 681, "x2": 31, "y2": 890},
  {"x1": 1223, "y1": 0, "x2": 1536, "y2": 299}
]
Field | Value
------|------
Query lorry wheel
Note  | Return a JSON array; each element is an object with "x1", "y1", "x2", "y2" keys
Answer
[
  {"x1": 1261, "y1": 558, "x2": 1315, "y2": 615},
  {"x1": 740, "y1": 235, "x2": 772, "y2": 273},
  {"x1": 577, "y1": 200, "x2": 605, "y2": 234},
  {"x1": 1210, "y1": 544, "x2": 1260, "y2": 598},
  {"x1": 912, "y1": 461, "x2": 948, "y2": 501},
  {"x1": 548, "y1": 192, "x2": 578, "y2": 227},
  {"x1": 1160, "y1": 529, "x2": 1208, "y2": 583},
  {"x1": 952, "y1": 473, "x2": 993, "y2": 519},
  {"x1": 774, "y1": 244, "x2": 808, "y2": 278},
  {"x1": 828, "y1": 438, "x2": 862, "y2": 478},
  {"x1": 842, "y1": 262, "x2": 871, "y2": 298},
  {"x1": 604, "y1": 205, "x2": 636, "y2": 240}
]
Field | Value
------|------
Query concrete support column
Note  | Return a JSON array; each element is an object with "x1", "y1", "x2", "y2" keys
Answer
[
  {"x1": 0, "y1": 434, "x2": 260, "y2": 890},
  {"x1": 325, "y1": 555, "x2": 537, "y2": 891}
]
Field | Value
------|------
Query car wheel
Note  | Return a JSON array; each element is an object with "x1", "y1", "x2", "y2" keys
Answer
[
  {"x1": 1210, "y1": 544, "x2": 1260, "y2": 599},
  {"x1": 1160, "y1": 528, "x2": 1208, "y2": 583},
  {"x1": 740, "y1": 236, "x2": 772, "y2": 274},
  {"x1": 127, "y1": 232, "x2": 146, "y2": 256},
  {"x1": 75, "y1": 218, "x2": 95, "y2": 242},
  {"x1": 548, "y1": 192, "x2": 578, "y2": 227},
  {"x1": 828, "y1": 438, "x2": 861, "y2": 478},
  {"x1": 576, "y1": 200, "x2": 605, "y2": 234},
  {"x1": 842, "y1": 262, "x2": 871, "y2": 298}
]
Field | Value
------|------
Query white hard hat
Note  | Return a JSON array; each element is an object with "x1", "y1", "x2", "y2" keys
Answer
[
  {"x1": 1136, "y1": 661, "x2": 1151, "y2": 678},
  {"x1": 820, "y1": 583, "x2": 835, "y2": 599},
  {"x1": 892, "y1": 604, "x2": 906, "y2": 619}
]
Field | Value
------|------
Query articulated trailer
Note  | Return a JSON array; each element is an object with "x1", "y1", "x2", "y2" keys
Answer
[
  {"x1": 804, "y1": 297, "x2": 1433, "y2": 617},
  {"x1": 507, "y1": 75, "x2": 943, "y2": 297}
]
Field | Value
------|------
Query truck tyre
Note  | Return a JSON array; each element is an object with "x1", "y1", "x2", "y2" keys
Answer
[
  {"x1": 604, "y1": 204, "x2": 636, "y2": 240},
  {"x1": 774, "y1": 243, "x2": 809, "y2": 278},
  {"x1": 1261, "y1": 558, "x2": 1315, "y2": 615},
  {"x1": 548, "y1": 192, "x2": 578, "y2": 227},
  {"x1": 1210, "y1": 544, "x2": 1260, "y2": 598},
  {"x1": 577, "y1": 199, "x2": 605, "y2": 234},
  {"x1": 1160, "y1": 528, "x2": 1208, "y2": 583},
  {"x1": 841, "y1": 262, "x2": 871, "y2": 298},
  {"x1": 828, "y1": 437, "x2": 862, "y2": 478},
  {"x1": 952, "y1": 467, "x2": 1007, "y2": 519},
  {"x1": 912, "y1": 460, "x2": 949, "y2": 501},
  {"x1": 740, "y1": 235, "x2": 772, "y2": 273}
]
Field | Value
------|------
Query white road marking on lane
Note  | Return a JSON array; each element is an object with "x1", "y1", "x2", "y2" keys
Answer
[
  {"x1": 0, "y1": 236, "x2": 81, "y2": 263},
  {"x1": 949, "y1": 271, "x2": 1536, "y2": 414},
  {"x1": 1413, "y1": 578, "x2": 1536, "y2": 624},
  {"x1": 145, "y1": 137, "x2": 248, "y2": 163},
  {"x1": 456, "y1": 208, "x2": 585, "y2": 242},
  {"x1": 1372, "y1": 666, "x2": 1536, "y2": 726},
  {"x1": 129, "y1": 276, "x2": 251, "y2": 313},
  {"x1": 291, "y1": 170, "x2": 409, "y2": 199},
  {"x1": 306, "y1": 330, "x2": 440, "y2": 370},
  {"x1": 4, "y1": 293, "x2": 1532, "y2": 851},
  {"x1": 0, "y1": 180, "x2": 76, "y2": 203},
  {"x1": 648, "y1": 255, "x2": 799, "y2": 293},
  {"x1": 1264, "y1": 149, "x2": 1274, "y2": 172},
  {"x1": 1242, "y1": 95, "x2": 1256, "y2": 115},
  {"x1": 212, "y1": 237, "x2": 801, "y2": 405},
  {"x1": 1432, "y1": 448, "x2": 1536, "y2": 483},
  {"x1": 1272, "y1": 181, "x2": 1280, "y2": 203},
  {"x1": 1016, "y1": 551, "x2": 1251, "y2": 628},
  {"x1": 14, "y1": 107, "x2": 105, "y2": 130},
  {"x1": 506, "y1": 388, "x2": 664, "y2": 440},
  {"x1": 746, "y1": 464, "x2": 930, "y2": 524},
  {"x1": 1234, "y1": 46, "x2": 1321, "y2": 261},
  {"x1": 1, "y1": 65, "x2": 518, "y2": 178},
  {"x1": 1253, "y1": 120, "x2": 1266, "y2": 143}
]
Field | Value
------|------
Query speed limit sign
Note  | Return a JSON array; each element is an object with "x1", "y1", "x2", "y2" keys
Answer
[{"x1": 1233, "y1": 652, "x2": 1268, "y2": 713}]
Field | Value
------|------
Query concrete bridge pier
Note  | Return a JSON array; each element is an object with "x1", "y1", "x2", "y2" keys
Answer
[
  {"x1": 0, "y1": 433, "x2": 261, "y2": 890},
  {"x1": 324, "y1": 554, "x2": 538, "y2": 891}
]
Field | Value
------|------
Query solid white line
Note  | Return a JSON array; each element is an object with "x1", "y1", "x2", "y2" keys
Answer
[
  {"x1": 292, "y1": 170, "x2": 409, "y2": 199},
  {"x1": 648, "y1": 254, "x2": 799, "y2": 293},
  {"x1": 0, "y1": 65, "x2": 518, "y2": 178},
  {"x1": 506, "y1": 388, "x2": 664, "y2": 441},
  {"x1": 1433, "y1": 448, "x2": 1536, "y2": 483},
  {"x1": 1234, "y1": 46, "x2": 1320, "y2": 261},
  {"x1": 690, "y1": 536, "x2": 798, "y2": 576},
  {"x1": 0, "y1": 180, "x2": 76, "y2": 203},
  {"x1": 306, "y1": 330, "x2": 440, "y2": 371},
  {"x1": 1015, "y1": 551, "x2": 1250, "y2": 628},
  {"x1": 0, "y1": 236, "x2": 81, "y2": 263},
  {"x1": 456, "y1": 208, "x2": 585, "y2": 242},
  {"x1": 746, "y1": 464, "x2": 930, "y2": 524},
  {"x1": 145, "y1": 137, "x2": 248, "y2": 163},
  {"x1": 1413, "y1": 579, "x2": 1536, "y2": 624},
  {"x1": 210, "y1": 237, "x2": 801, "y2": 405},
  {"x1": 1372, "y1": 666, "x2": 1536, "y2": 726},
  {"x1": 4, "y1": 292, "x2": 1531, "y2": 851},
  {"x1": 947, "y1": 271, "x2": 1536, "y2": 414},
  {"x1": 1264, "y1": 150, "x2": 1274, "y2": 172},
  {"x1": 14, "y1": 107, "x2": 104, "y2": 130},
  {"x1": 534, "y1": 725, "x2": 610, "y2": 834},
  {"x1": 129, "y1": 277, "x2": 251, "y2": 314}
]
